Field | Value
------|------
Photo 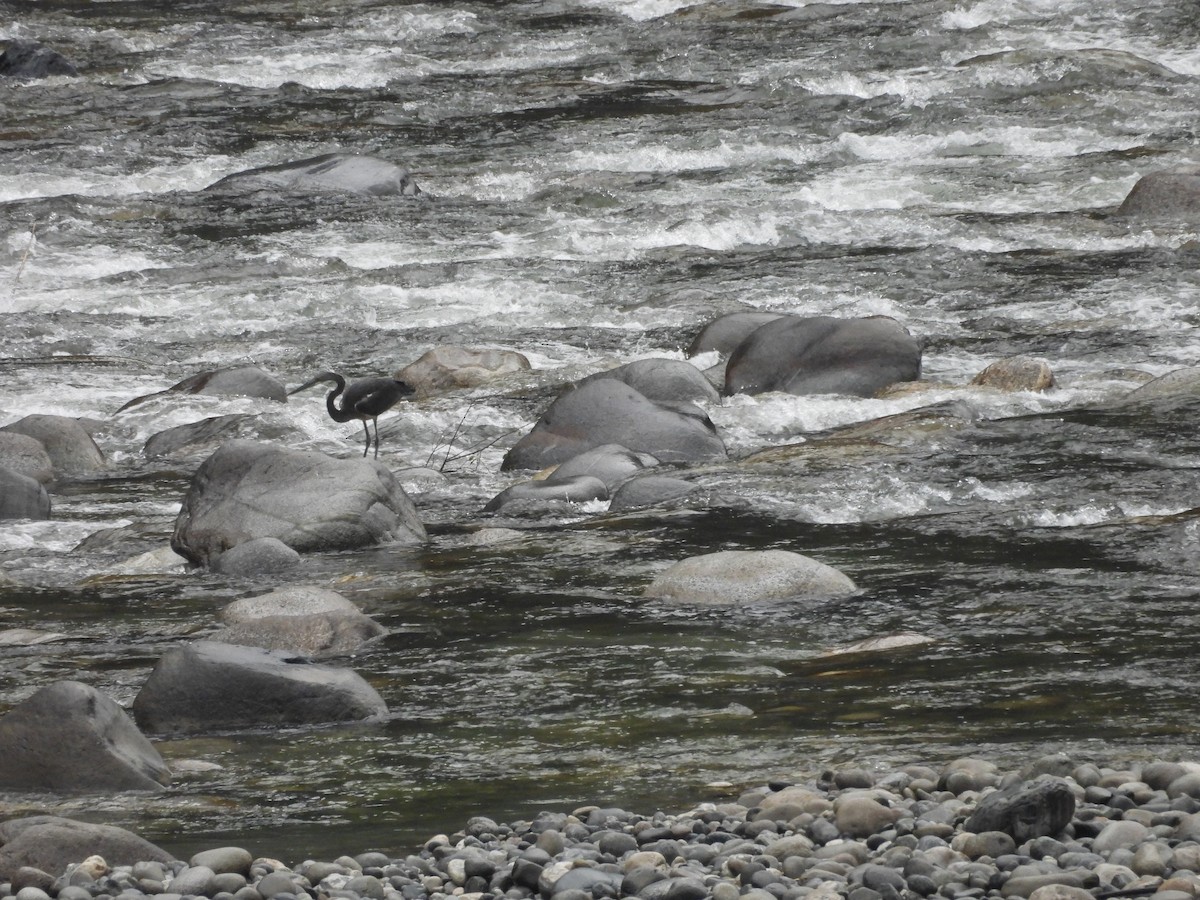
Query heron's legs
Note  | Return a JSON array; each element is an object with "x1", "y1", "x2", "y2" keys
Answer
[{"x1": 361, "y1": 421, "x2": 371, "y2": 457}]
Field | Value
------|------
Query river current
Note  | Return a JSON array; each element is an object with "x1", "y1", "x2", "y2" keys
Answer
[{"x1": 2, "y1": 0, "x2": 1200, "y2": 864}]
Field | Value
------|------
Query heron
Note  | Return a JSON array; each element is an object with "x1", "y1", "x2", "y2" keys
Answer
[{"x1": 290, "y1": 371, "x2": 415, "y2": 458}]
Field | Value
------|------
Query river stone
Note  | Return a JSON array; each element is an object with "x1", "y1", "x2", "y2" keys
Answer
[
  {"x1": 168, "y1": 866, "x2": 215, "y2": 896},
  {"x1": 643, "y1": 549, "x2": 856, "y2": 606},
  {"x1": 502, "y1": 378, "x2": 726, "y2": 471},
  {"x1": 0, "y1": 681, "x2": 171, "y2": 793},
  {"x1": 0, "y1": 41, "x2": 78, "y2": 78},
  {"x1": 608, "y1": 474, "x2": 699, "y2": 512},
  {"x1": 221, "y1": 586, "x2": 362, "y2": 623},
  {"x1": 543, "y1": 443, "x2": 659, "y2": 489},
  {"x1": 0, "y1": 415, "x2": 105, "y2": 475},
  {"x1": 143, "y1": 414, "x2": 257, "y2": 459},
  {"x1": 687, "y1": 311, "x2": 791, "y2": 359},
  {"x1": 1123, "y1": 366, "x2": 1200, "y2": 403},
  {"x1": 116, "y1": 366, "x2": 288, "y2": 414},
  {"x1": 579, "y1": 359, "x2": 721, "y2": 405},
  {"x1": 1140, "y1": 761, "x2": 1188, "y2": 791},
  {"x1": 190, "y1": 847, "x2": 253, "y2": 875},
  {"x1": 0, "y1": 467, "x2": 51, "y2": 520},
  {"x1": 834, "y1": 793, "x2": 903, "y2": 838},
  {"x1": 724, "y1": 315, "x2": 922, "y2": 398},
  {"x1": 209, "y1": 609, "x2": 386, "y2": 657},
  {"x1": 396, "y1": 345, "x2": 531, "y2": 394},
  {"x1": 170, "y1": 439, "x2": 426, "y2": 566},
  {"x1": 1115, "y1": 169, "x2": 1200, "y2": 219},
  {"x1": 210, "y1": 536, "x2": 302, "y2": 575},
  {"x1": 1091, "y1": 819, "x2": 1150, "y2": 854},
  {"x1": 206, "y1": 153, "x2": 422, "y2": 197},
  {"x1": 970, "y1": 356, "x2": 1056, "y2": 392},
  {"x1": 131, "y1": 640, "x2": 388, "y2": 733},
  {"x1": 0, "y1": 818, "x2": 174, "y2": 879},
  {"x1": 483, "y1": 474, "x2": 610, "y2": 512},
  {"x1": 0, "y1": 433, "x2": 54, "y2": 484},
  {"x1": 964, "y1": 779, "x2": 1075, "y2": 841}
]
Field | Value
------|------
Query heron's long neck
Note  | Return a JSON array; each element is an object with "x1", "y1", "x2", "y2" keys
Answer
[{"x1": 325, "y1": 382, "x2": 354, "y2": 422}]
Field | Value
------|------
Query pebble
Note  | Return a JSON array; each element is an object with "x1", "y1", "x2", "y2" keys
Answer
[{"x1": 12, "y1": 759, "x2": 1200, "y2": 900}]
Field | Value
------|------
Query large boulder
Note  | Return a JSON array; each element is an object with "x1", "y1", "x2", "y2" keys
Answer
[
  {"x1": 132, "y1": 641, "x2": 388, "y2": 734},
  {"x1": 0, "y1": 467, "x2": 50, "y2": 520},
  {"x1": 210, "y1": 585, "x2": 386, "y2": 656},
  {"x1": 206, "y1": 153, "x2": 422, "y2": 197},
  {"x1": 687, "y1": 311, "x2": 789, "y2": 358},
  {"x1": 116, "y1": 366, "x2": 288, "y2": 414},
  {"x1": 0, "y1": 414, "x2": 106, "y2": 475},
  {"x1": 1115, "y1": 169, "x2": 1200, "y2": 220},
  {"x1": 396, "y1": 346, "x2": 531, "y2": 394},
  {"x1": 502, "y1": 379, "x2": 726, "y2": 471},
  {"x1": 578, "y1": 359, "x2": 720, "y2": 405},
  {"x1": 0, "y1": 432, "x2": 53, "y2": 484},
  {"x1": 0, "y1": 41, "x2": 77, "y2": 78},
  {"x1": 0, "y1": 681, "x2": 170, "y2": 793},
  {"x1": 644, "y1": 549, "x2": 856, "y2": 606},
  {"x1": 0, "y1": 817, "x2": 175, "y2": 880},
  {"x1": 143, "y1": 414, "x2": 257, "y2": 459},
  {"x1": 724, "y1": 315, "x2": 922, "y2": 397},
  {"x1": 170, "y1": 440, "x2": 426, "y2": 567}
]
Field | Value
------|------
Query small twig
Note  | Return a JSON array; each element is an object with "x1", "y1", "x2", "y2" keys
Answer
[{"x1": 14, "y1": 224, "x2": 37, "y2": 282}]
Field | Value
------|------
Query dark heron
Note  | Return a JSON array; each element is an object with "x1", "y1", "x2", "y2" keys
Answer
[{"x1": 290, "y1": 371, "x2": 415, "y2": 458}]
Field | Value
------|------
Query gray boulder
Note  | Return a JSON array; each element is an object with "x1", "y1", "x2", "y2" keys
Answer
[
  {"x1": 0, "y1": 681, "x2": 170, "y2": 793},
  {"x1": 964, "y1": 779, "x2": 1076, "y2": 841},
  {"x1": 0, "y1": 41, "x2": 77, "y2": 78},
  {"x1": 644, "y1": 549, "x2": 856, "y2": 606},
  {"x1": 609, "y1": 475, "x2": 699, "y2": 512},
  {"x1": 725, "y1": 315, "x2": 921, "y2": 397},
  {"x1": 502, "y1": 379, "x2": 726, "y2": 471},
  {"x1": 206, "y1": 153, "x2": 422, "y2": 198},
  {"x1": 0, "y1": 817, "x2": 174, "y2": 880},
  {"x1": 211, "y1": 585, "x2": 385, "y2": 656},
  {"x1": 687, "y1": 311, "x2": 789, "y2": 357},
  {"x1": 546, "y1": 443, "x2": 658, "y2": 488},
  {"x1": 579, "y1": 359, "x2": 720, "y2": 405},
  {"x1": 0, "y1": 433, "x2": 53, "y2": 484},
  {"x1": 0, "y1": 467, "x2": 50, "y2": 520},
  {"x1": 116, "y1": 366, "x2": 288, "y2": 414},
  {"x1": 1123, "y1": 366, "x2": 1200, "y2": 403},
  {"x1": 210, "y1": 536, "x2": 301, "y2": 576},
  {"x1": 396, "y1": 346, "x2": 531, "y2": 395},
  {"x1": 0, "y1": 414, "x2": 106, "y2": 475},
  {"x1": 970, "y1": 356, "x2": 1056, "y2": 392},
  {"x1": 132, "y1": 641, "x2": 388, "y2": 734},
  {"x1": 1115, "y1": 169, "x2": 1200, "y2": 220},
  {"x1": 143, "y1": 414, "x2": 257, "y2": 459},
  {"x1": 171, "y1": 440, "x2": 426, "y2": 567},
  {"x1": 483, "y1": 474, "x2": 610, "y2": 513}
]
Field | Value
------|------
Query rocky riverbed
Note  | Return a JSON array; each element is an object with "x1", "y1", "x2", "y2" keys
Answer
[{"x1": 5, "y1": 755, "x2": 1200, "y2": 900}]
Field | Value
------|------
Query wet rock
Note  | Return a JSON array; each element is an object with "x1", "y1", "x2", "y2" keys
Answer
[
  {"x1": 143, "y1": 414, "x2": 257, "y2": 459},
  {"x1": 131, "y1": 640, "x2": 388, "y2": 733},
  {"x1": 0, "y1": 415, "x2": 105, "y2": 475},
  {"x1": 0, "y1": 818, "x2": 174, "y2": 880},
  {"x1": 211, "y1": 585, "x2": 385, "y2": 656},
  {"x1": 970, "y1": 356, "x2": 1056, "y2": 392},
  {"x1": 687, "y1": 312, "x2": 789, "y2": 358},
  {"x1": 116, "y1": 366, "x2": 288, "y2": 413},
  {"x1": 210, "y1": 536, "x2": 302, "y2": 575},
  {"x1": 1115, "y1": 169, "x2": 1200, "y2": 219},
  {"x1": 579, "y1": 358, "x2": 721, "y2": 405},
  {"x1": 206, "y1": 153, "x2": 422, "y2": 197},
  {"x1": 724, "y1": 315, "x2": 922, "y2": 398},
  {"x1": 189, "y1": 847, "x2": 253, "y2": 875},
  {"x1": 502, "y1": 379, "x2": 726, "y2": 471},
  {"x1": 608, "y1": 474, "x2": 699, "y2": 512},
  {"x1": 0, "y1": 41, "x2": 77, "y2": 78},
  {"x1": 0, "y1": 434, "x2": 54, "y2": 484},
  {"x1": 643, "y1": 549, "x2": 856, "y2": 606},
  {"x1": 964, "y1": 779, "x2": 1075, "y2": 841},
  {"x1": 1123, "y1": 367, "x2": 1200, "y2": 403},
  {"x1": 0, "y1": 681, "x2": 170, "y2": 793},
  {"x1": 486, "y1": 444, "x2": 657, "y2": 511},
  {"x1": 396, "y1": 346, "x2": 531, "y2": 394},
  {"x1": 171, "y1": 440, "x2": 425, "y2": 566},
  {"x1": 0, "y1": 467, "x2": 50, "y2": 520},
  {"x1": 483, "y1": 474, "x2": 609, "y2": 512}
]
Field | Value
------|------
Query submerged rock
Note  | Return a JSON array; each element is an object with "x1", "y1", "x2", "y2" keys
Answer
[
  {"x1": 206, "y1": 153, "x2": 422, "y2": 198},
  {"x1": 0, "y1": 41, "x2": 77, "y2": 78},
  {"x1": 643, "y1": 548, "x2": 856, "y2": 605},
  {"x1": 971, "y1": 355, "x2": 1056, "y2": 392},
  {"x1": 1115, "y1": 169, "x2": 1200, "y2": 220}
]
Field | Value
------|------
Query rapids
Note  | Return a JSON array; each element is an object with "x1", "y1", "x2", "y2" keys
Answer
[{"x1": 2, "y1": 0, "x2": 1200, "y2": 863}]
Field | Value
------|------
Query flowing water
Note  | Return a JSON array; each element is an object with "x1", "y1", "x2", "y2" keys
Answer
[{"x1": 2, "y1": 0, "x2": 1200, "y2": 864}]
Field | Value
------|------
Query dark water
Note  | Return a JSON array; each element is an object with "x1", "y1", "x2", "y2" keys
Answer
[{"x1": 3, "y1": 0, "x2": 1200, "y2": 865}]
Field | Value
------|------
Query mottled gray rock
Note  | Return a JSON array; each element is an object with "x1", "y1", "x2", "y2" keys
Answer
[
  {"x1": 116, "y1": 366, "x2": 288, "y2": 413},
  {"x1": 834, "y1": 792, "x2": 903, "y2": 838},
  {"x1": 579, "y1": 359, "x2": 720, "y2": 405},
  {"x1": 1123, "y1": 367, "x2": 1200, "y2": 403},
  {"x1": 206, "y1": 153, "x2": 422, "y2": 198},
  {"x1": 171, "y1": 440, "x2": 425, "y2": 566},
  {"x1": 210, "y1": 536, "x2": 302, "y2": 575},
  {"x1": 0, "y1": 817, "x2": 174, "y2": 880},
  {"x1": 131, "y1": 640, "x2": 388, "y2": 733},
  {"x1": 0, "y1": 681, "x2": 170, "y2": 793},
  {"x1": 189, "y1": 848, "x2": 253, "y2": 876},
  {"x1": 0, "y1": 434, "x2": 53, "y2": 484},
  {"x1": 0, "y1": 41, "x2": 77, "y2": 78},
  {"x1": 396, "y1": 346, "x2": 530, "y2": 394},
  {"x1": 687, "y1": 312, "x2": 789, "y2": 358},
  {"x1": 143, "y1": 414, "x2": 257, "y2": 459},
  {"x1": 482, "y1": 474, "x2": 609, "y2": 512},
  {"x1": 503, "y1": 379, "x2": 726, "y2": 471},
  {"x1": 970, "y1": 356, "x2": 1055, "y2": 393},
  {"x1": 608, "y1": 474, "x2": 698, "y2": 512},
  {"x1": 210, "y1": 589, "x2": 386, "y2": 657},
  {"x1": 964, "y1": 779, "x2": 1075, "y2": 841},
  {"x1": 0, "y1": 467, "x2": 50, "y2": 520},
  {"x1": 220, "y1": 586, "x2": 360, "y2": 623},
  {"x1": 545, "y1": 443, "x2": 659, "y2": 489},
  {"x1": 725, "y1": 315, "x2": 921, "y2": 398},
  {"x1": 1115, "y1": 169, "x2": 1200, "y2": 219},
  {"x1": 644, "y1": 549, "x2": 856, "y2": 606},
  {"x1": 0, "y1": 415, "x2": 105, "y2": 475}
]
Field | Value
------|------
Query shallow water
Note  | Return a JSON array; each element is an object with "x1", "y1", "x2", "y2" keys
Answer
[{"x1": 2, "y1": 0, "x2": 1200, "y2": 865}]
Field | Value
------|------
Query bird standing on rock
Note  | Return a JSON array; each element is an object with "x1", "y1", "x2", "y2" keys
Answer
[{"x1": 290, "y1": 371, "x2": 415, "y2": 458}]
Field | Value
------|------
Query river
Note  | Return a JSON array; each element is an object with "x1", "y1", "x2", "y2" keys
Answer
[{"x1": 2, "y1": 0, "x2": 1200, "y2": 864}]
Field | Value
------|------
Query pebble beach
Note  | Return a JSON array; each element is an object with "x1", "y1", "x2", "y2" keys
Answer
[{"x1": 7, "y1": 755, "x2": 1200, "y2": 900}]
